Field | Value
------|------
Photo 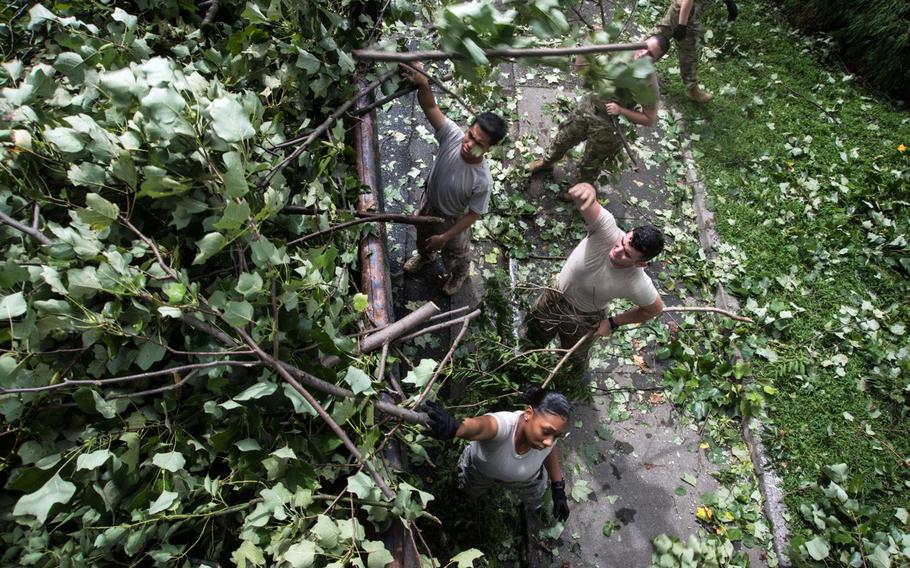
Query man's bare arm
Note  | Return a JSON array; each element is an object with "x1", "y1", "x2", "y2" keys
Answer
[
  {"x1": 401, "y1": 62, "x2": 447, "y2": 131},
  {"x1": 568, "y1": 183, "x2": 603, "y2": 226},
  {"x1": 424, "y1": 210, "x2": 481, "y2": 252}
]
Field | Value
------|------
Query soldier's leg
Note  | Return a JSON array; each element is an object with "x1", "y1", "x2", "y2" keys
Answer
[
  {"x1": 679, "y1": 3, "x2": 711, "y2": 100},
  {"x1": 405, "y1": 196, "x2": 445, "y2": 273},
  {"x1": 441, "y1": 224, "x2": 471, "y2": 295},
  {"x1": 457, "y1": 449, "x2": 496, "y2": 498},
  {"x1": 542, "y1": 111, "x2": 589, "y2": 164},
  {"x1": 578, "y1": 120, "x2": 625, "y2": 185},
  {"x1": 524, "y1": 289, "x2": 562, "y2": 349}
]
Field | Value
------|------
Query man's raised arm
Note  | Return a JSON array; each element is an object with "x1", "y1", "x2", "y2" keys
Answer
[
  {"x1": 567, "y1": 183, "x2": 603, "y2": 226},
  {"x1": 400, "y1": 62, "x2": 446, "y2": 131}
]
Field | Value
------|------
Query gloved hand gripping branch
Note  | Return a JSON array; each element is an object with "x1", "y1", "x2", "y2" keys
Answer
[{"x1": 423, "y1": 401, "x2": 463, "y2": 440}]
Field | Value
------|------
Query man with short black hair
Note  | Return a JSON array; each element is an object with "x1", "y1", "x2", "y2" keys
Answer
[
  {"x1": 525, "y1": 182, "x2": 665, "y2": 378},
  {"x1": 401, "y1": 63, "x2": 508, "y2": 296},
  {"x1": 527, "y1": 34, "x2": 668, "y2": 184}
]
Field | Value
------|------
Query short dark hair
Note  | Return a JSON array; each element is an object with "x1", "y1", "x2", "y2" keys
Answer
[
  {"x1": 648, "y1": 34, "x2": 670, "y2": 60},
  {"x1": 473, "y1": 112, "x2": 508, "y2": 145},
  {"x1": 523, "y1": 386, "x2": 571, "y2": 419},
  {"x1": 630, "y1": 225, "x2": 665, "y2": 261}
]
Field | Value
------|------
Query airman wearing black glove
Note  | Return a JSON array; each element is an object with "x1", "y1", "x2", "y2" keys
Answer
[{"x1": 551, "y1": 479, "x2": 571, "y2": 522}]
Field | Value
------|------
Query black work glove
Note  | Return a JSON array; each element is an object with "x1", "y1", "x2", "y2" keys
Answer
[
  {"x1": 423, "y1": 401, "x2": 462, "y2": 440},
  {"x1": 551, "y1": 480, "x2": 570, "y2": 522},
  {"x1": 673, "y1": 24, "x2": 688, "y2": 41},
  {"x1": 724, "y1": 0, "x2": 738, "y2": 21}
]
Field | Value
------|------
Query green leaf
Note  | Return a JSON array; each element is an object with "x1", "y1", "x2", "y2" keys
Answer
[
  {"x1": 402, "y1": 359, "x2": 437, "y2": 389},
  {"x1": 234, "y1": 380, "x2": 277, "y2": 401},
  {"x1": 283, "y1": 384, "x2": 317, "y2": 415},
  {"x1": 12, "y1": 473, "x2": 77, "y2": 523},
  {"x1": 804, "y1": 536, "x2": 830, "y2": 561},
  {"x1": 0, "y1": 292, "x2": 27, "y2": 318},
  {"x1": 343, "y1": 367, "x2": 374, "y2": 395},
  {"x1": 213, "y1": 199, "x2": 251, "y2": 231},
  {"x1": 602, "y1": 521, "x2": 615, "y2": 537},
  {"x1": 192, "y1": 232, "x2": 227, "y2": 265},
  {"x1": 449, "y1": 549, "x2": 484, "y2": 568},
  {"x1": 296, "y1": 49, "x2": 321, "y2": 74},
  {"x1": 284, "y1": 541, "x2": 317, "y2": 568},
  {"x1": 235, "y1": 438, "x2": 262, "y2": 452},
  {"x1": 135, "y1": 342, "x2": 166, "y2": 371},
  {"x1": 347, "y1": 471, "x2": 375, "y2": 499},
  {"x1": 209, "y1": 97, "x2": 254, "y2": 142},
  {"x1": 43, "y1": 127, "x2": 84, "y2": 153},
  {"x1": 152, "y1": 451, "x2": 186, "y2": 472},
  {"x1": 163, "y1": 282, "x2": 186, "y2": 303},
  {"x1": 111, "y1": 151, "x2": 137, "y2": 189},
  {"x1": 111, "y1": 7, "x2": 138, "y2": 30},
  {"x1": 53, "y1": 52, "x2": 84, "y2": 84},
  {"x1": 99, "y1": 68, "x2": 137, "y2": 102},
  {"x1": 76, "y1": 449, "x2": 111, "y2": 471},
  {"x1": 363, "y1": 540, "x2": 394, "y2": 568},
  {"x1": 570, "y1": 479, "x2": 592, "y2": 502},
  {"x1": 231, "y1": 540, "x2": 265, "y2": 567},
  {"x1": 148, "y1": 490, "x2": 179, "y2": 514},
  {"x1": 896, "y1": 507, "x2": 908, "y2": 524},
  {"x1": 271, "y1": 447, "x2": 298, "y2": 460},
  {"x1": 235, "y1": 272, "x2": 263, "y2": 299},
  {"x1": 222, "y1": 300, "x2": 254, "y2": 327},
  {"x1": 353, "y1": 293, "x2": 369, "y2": 312},
  {"x1": 311, "y1": 514, "x2": 339, "y2": 549},
  {"x1": 223, "y1": 151, "x2": 249, "y2": 198},
  {"x1": 91, "y1": 390, "x2": 117, "y2": 418},
  {"x1": 140, "y1": 87, "x2": 186, "y2": 124},
  {"x1": 825, "y1": 463, "x2": 849, "y2": 483},
  {"x1": 69, "y1": 164, "x2": 107, "y2": 189},
  {"x1": 681, "y1": 473, "x2": 698, "y2": 487}
]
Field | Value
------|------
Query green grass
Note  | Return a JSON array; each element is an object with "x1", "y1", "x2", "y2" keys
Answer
[{"x1": 655, "y1": 0, "x2": 910, "y2": 550}]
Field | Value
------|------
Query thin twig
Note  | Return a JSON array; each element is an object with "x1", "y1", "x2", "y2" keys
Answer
[
  {"x1": 662, "y1": 306, "x2": 753, "y2": 323},
  {"x1": 0, "y1": 360, "x2": 257, "y2": 394},
  {"x1": 400, "y1": 62, "x2": 475, "y2": 116},
  {"x1": 425, "y1": 305, "x2": 472, "y2": 323},
  {"x1": 120, "y1": 217, "x2": 179, "y2": 280},
  {"x1": 379, "y1": 343, "x2": 406, "y2": 400},
  {"x1": 609, "y1": 115, "x2": 640, "y2": 172},
  {"x1": 0, "y1": 208, "x2": 51, "y2": 245},
  {"x1": 570, "y1": 5, "x2": 596, "y2": 31},
  {"x1": 353, "y1": 43, "x2": 647, "y2": 62},
  {"x1": 412, "y1": 312, "x2": 478, "y2": 408},
  {"x1": 263, "y1": 69, "x2": 398, "y2": 184},
  {"x1": 541, "y1": 330, "x2": 595, "y2": 389},
  {"x1": 287, "y1": 213, "x2": 444, "y2": 246},
  {"x1": 782, "y1": 84, "x2": 841, "y2": 124},
  {"x1": 107, "y1": 370, "x2": 199, "y2": 399},
  {"x1": 270, "y1": 275, "x2": 279, "y2": 358},
  {"x1": 597, "y1": 0, "x2": 608, "y2": 28},
  {"x1": 31, "y1": 204, "x2": 40, "y2": 230},
  {"x1": 396, "y1": 309, "x2": 481, "y2": 344}
]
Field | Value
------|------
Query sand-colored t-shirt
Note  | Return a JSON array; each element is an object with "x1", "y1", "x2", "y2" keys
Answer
[
  {"x1": 462, "y1": 411, "x2": 553, "y2": 483},
  {"x1": 425, "y1": 119, "x2": 493, "y2": 218},
  {"x1": 557, "y1": 208, "x2": 659, "y2": 313}
]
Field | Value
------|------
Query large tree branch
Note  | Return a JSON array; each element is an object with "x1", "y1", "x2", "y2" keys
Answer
[
  {"x1": 353, "y1": 42, "x2": 646, "y2": 63},
  {"x1": 0, "y1": 208, "x2": 51, "y2": 245},
  {"x1": 399, "y1": 62, "x2": 475, "y2": 116}
]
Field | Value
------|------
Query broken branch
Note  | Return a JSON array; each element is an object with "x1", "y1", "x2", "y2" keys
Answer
[
  {"x1": 285, "y1": 212, "x2": 445, "y2": 246},
  {"x1": 0, "y1": 208, "x2": 51, "y2": 245},
  {"x1": 541, "y1": 330, "x2": 595, "y2": 389},
  {"x1": 353, "y1": 42, "x2": 646, "y2": 63},
  {"x1": 662, "y1": 306, "x2": 753, "y2": 323}
]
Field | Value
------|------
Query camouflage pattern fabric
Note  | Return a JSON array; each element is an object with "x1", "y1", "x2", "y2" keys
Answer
[
  {"x1": 545, "y1": 94, "x2": 627, "y2": 183},
  {"x1": 651, "y1": 0, "x2": 708, "y2": 90},
  {"x1": 414, "y1": 192, "x2": 471, "y2": 280},
  {"x1": 457, "y1": 449, "x2": 548, "y2": 506},
  {"x1": 524, "y1": 287, "x2": 603, "y2": 379}
]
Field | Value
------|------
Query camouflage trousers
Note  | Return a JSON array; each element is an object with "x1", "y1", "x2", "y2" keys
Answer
[
  {"x1": 524, "y1": 288, "x2": 602, "y2": 379},
  {"x1": 415, "y1": 193, "x2": 471, "y2": 280},
  {"x1": 651, "y1": 0, "x2": 707, "y2": 91},
  {"x1": 457, "y1": 448, "x2": 549, "y2": 506},
  {"x1": 546, "y1": 102, "x2": 626, "y2": 184}
]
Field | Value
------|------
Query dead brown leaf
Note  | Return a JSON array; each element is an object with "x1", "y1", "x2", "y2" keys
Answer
[
  {"x1": 649, "y1": 392, "x2": 665, "y2": 405},
  {"x1": 632, "y1": 354, "x2": 651, "y2": 373}
]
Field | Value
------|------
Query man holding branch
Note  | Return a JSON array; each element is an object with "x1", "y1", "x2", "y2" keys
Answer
[{"x1": 524, "y1": 182, "x2": 665, "y2": 379}]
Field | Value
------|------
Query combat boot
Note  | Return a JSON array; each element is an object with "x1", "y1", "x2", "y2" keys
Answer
[
  {"x1": 527, "y1": 159, "x2": 555, "y2": 174},
  {"x1": 442, "y1": 271, "x2": 468, "y2": 296},
  {"x1": 686, "y1": 87, "x2": 713, "y2": 103},
  {"x1": 403, "y1": 252, "x2": 436, "y2": 274}
]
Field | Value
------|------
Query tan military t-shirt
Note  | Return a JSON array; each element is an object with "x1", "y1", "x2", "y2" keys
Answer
[{"x1": 557, "y1": 208, "x2": 659, "y2": 313}]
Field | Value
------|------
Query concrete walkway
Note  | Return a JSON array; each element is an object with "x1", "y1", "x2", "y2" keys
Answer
[{"x1": 375, "y1": 3, "x2": 776, "y2": 566}]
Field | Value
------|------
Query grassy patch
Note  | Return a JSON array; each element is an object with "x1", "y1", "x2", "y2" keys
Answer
[{"x1": 655, "y1": 0, "x2": 910, "y2": 560}]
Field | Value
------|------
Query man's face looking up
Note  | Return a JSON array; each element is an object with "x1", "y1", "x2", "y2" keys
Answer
[
  {"x1": 609, "y1": 232, "x2": 646, "y2": 268},
  {"x1": 461, "y1": 124, "x2": 492, "y2": 162}
]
